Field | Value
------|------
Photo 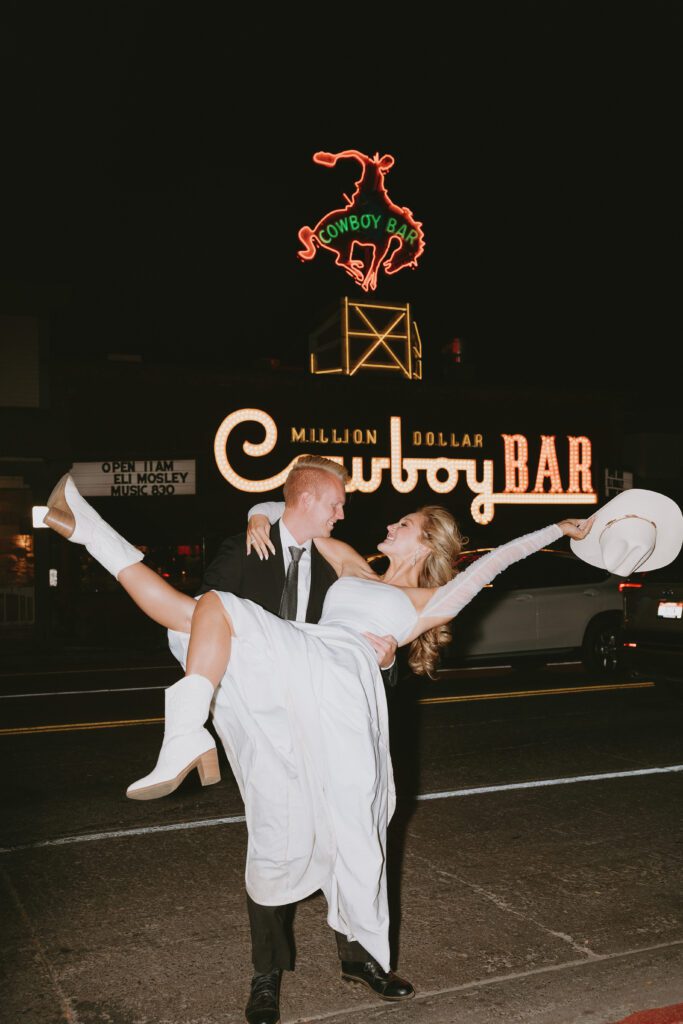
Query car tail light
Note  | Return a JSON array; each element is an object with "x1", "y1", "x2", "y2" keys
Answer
[
  {"x1": 619, "y1": 582, "x2": 643, "y2": 592},
  {"x1": 624, "y1": 642, "x2": 637, "y2": 648}
]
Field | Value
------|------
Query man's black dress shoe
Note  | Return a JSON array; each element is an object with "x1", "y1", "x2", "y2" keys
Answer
[
  {"x1": 245, "y1": 968, "x2": 282, "y2": 1024},
  {"x1": 341, "y1": 959, "x2": 415, "y2": 1000}
]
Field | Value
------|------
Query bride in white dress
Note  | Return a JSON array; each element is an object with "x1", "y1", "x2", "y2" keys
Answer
[{"x1": 41, "y1": 471, "x2": 591, "y2": 971}]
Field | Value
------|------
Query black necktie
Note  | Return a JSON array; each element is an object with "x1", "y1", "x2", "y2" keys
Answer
[{"x1": 279, "y1": 546, "x2": 305, "y2": 620}]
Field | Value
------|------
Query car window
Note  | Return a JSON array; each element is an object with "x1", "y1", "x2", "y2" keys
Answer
[
  {"x1": 541, "y1": 557, "x2": 612, "y2": 586},
  {"x1": 453, "y1": 550, "x2": 610, "y2": 591},
  {"x1": 492, "y1": 553, "x2": 558, "y2": 590}
]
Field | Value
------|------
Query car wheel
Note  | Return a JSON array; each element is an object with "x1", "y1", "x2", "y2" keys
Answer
[{"x1": 582, "y1": 614, "x2": 623, "y2": 676}]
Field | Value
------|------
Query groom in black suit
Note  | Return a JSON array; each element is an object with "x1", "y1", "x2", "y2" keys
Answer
[{"x1": 195, "y1": 455, "x2": 413, "y2": 1023}]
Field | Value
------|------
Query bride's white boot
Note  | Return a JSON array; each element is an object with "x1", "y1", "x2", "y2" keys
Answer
[
  {"x1": 127, "y1": 674, "x2": 220, "y2": 800},
  {"x1": 43, "y1": 473, "x2": 143, "y2": 578}
]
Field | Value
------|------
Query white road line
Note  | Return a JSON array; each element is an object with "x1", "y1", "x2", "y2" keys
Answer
[
  {"x1": 416, "y1": 764, "x2": 683, "y2": 801},
  {"x1": 2, "y1": 763, "x2": 681, "y2": 855},
  {"x1": 2, "y1": 662, "x2": 580, "y2": 683},
  {"x1": 0, "y1": 665, "x2": 172, "y2": 679},
  {"x1": 0, "y1": 673, "x2": 634, "y2": 700},
  {"x1": 437, "y1": 663, "x2": 512, "y2": 672},
  {"x1": 0, "y1": 815, "x2": 247, "y2": 853},
  {"x1": 0, "y1": 686, "x2": 166, "y2": 699},
  {"x1": 435, "y1": 659, "x2": 583, "y2": 674}
]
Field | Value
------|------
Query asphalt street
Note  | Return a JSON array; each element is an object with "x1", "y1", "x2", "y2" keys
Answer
[{"x1": 1, "y1": 659, "x2": 682, "y2": 1024}]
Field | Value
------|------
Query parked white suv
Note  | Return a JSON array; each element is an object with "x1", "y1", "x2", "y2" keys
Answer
[{"x1": 440, "y1": 547, "x2": 625, "y2": 675}]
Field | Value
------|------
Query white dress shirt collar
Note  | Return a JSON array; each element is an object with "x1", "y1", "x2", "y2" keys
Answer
[{"x1": 278, "y1": 519, "x2": 312, "y2": 562}]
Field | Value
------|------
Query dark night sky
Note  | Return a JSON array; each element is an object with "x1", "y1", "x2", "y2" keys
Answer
[{"x1": 1, "y1": 3, "x2": 680, "y2": 392}]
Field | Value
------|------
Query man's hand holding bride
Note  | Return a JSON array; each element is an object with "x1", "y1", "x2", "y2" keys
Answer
[{"x1": 363, "y1": 632, "x2": 398, "y2": 669}]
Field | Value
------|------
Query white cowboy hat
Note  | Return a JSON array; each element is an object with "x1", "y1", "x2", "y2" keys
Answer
[{"x1": 571, "y1": 488, "x2": 683, "y2": 576}]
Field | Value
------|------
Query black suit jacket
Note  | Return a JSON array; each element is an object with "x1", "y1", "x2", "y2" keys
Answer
[
  {"x1": 198, "y1": 521, "x2": 398, "y2": 687},
  {"x1": 197, "y1": 520, "x2": 336, "y2": 623}
]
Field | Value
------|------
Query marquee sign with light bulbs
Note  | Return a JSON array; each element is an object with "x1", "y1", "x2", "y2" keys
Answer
[{"x1": 213, "y1": 409, "x2": 597, "y2": 525}]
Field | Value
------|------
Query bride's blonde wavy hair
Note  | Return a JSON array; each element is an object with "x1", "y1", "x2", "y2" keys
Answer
[{"x1": 408, "y1": 505, "x2": 466, "y2": 678}]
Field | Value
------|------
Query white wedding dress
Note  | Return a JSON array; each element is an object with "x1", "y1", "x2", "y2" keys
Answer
[{"x1": 168, "y1": 523, "x2": 562, "y2": 970}]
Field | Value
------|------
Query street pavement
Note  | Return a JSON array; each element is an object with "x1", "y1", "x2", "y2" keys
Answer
[{"x1": 1, "y1": 657, "x2": 682, "y2": 1023}]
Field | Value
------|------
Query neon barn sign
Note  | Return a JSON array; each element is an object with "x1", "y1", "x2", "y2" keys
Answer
[
  {"x1": 213, "y1": 409, "x2": 598, "y2": 525},
  {"x1": 298, "y1": 150, "x2": 425, "y2": 292}
]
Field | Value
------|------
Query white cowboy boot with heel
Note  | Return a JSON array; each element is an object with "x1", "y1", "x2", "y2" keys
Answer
[
  {"x1": 126, "y1": 674, "x2": 220, "y2": 800},
  {"x1": 43, "y1": 473, "x2": 144, "y2": 578}
]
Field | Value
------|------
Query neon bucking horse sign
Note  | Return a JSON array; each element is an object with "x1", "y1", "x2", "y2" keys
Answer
[{"x1": 297, "y1": 150, "x2": 425, "y2": 292}]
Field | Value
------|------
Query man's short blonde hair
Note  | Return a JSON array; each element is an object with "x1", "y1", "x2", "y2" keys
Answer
[{"x1": 283, "y1": 455, "x2": 349, "y2": 504}]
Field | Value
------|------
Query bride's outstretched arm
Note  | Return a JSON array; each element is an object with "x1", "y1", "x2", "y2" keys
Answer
[{"x1": 409, "y1": 519, "x2": 592, "y2": 638}]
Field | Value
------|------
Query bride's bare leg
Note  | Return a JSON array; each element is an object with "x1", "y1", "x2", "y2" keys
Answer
[
  {"x1": 117, "y1": 563, "x2": 196, "y2": 633},
  {"x1": 185, "y1": 592, "x2": 234, "y2": 686},
  {"x1": 126, "y1": 592, "x2": 233, "y2": 801}
]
